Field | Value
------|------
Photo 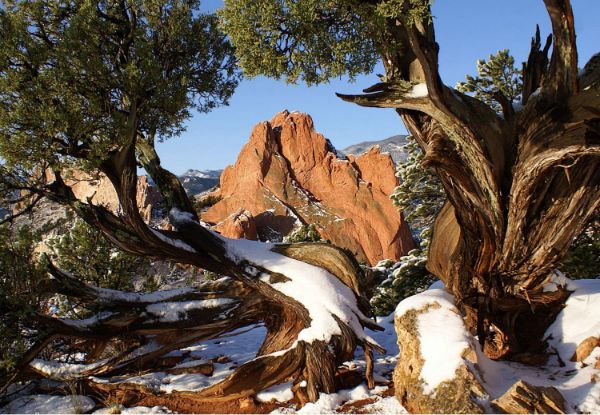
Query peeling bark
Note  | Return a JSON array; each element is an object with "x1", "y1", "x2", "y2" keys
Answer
[{"x1": 338, "y1": 2, "x2": 599, "y2": 361}]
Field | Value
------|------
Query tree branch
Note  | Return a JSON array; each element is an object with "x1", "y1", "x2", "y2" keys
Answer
[
  {"x1": 522, "y1": 25, "x2": 552, "y2": 104},
  {"x1": 543, "y1": 0, "x2": 578, "y2": 97}
]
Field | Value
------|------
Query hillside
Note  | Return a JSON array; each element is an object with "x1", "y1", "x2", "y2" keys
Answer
[
  {"x1": 179, "y1": 169, "x2": 222, "y2": 196},
  {"x1": 340, "y1": 135, "x2": 409, "y2": 164}
]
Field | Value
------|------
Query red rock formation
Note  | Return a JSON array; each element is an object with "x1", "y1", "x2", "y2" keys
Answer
[
  {"x1": 214, "y1": 209, "x2": 258, "y2": 240},
  {"x1": 203, "y1": 111, "x2": 415, "y2": 265},
  {"x1": 43, "y1": 170, "x2": 160, "y2": 222}
]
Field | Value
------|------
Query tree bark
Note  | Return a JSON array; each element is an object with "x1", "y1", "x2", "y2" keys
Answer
[
  {"x1": 3, "y1": 96, "x2": 383, "y2": 403},
  {"x1": 338, "y1": 0, "x2": 600, "y2": 362}
]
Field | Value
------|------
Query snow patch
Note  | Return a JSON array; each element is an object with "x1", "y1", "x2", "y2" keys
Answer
[
  {"x1": 256, "y1": 381, "x2": 294, "y2": 403},
  {"x1": 405, "y1": 277, "x2": 600, "y2": 413},
  {"x1": 59, "y1": 311, "x2": 114, "y2": 329},
  {"x1": 92, "y1": 285, "x2": 196, "y2": 304},
  {"x1": 405, "y1": 83, "x2": 428, "y2": 98},
  {"x1": 169, "y1": 207, "x2": 197, "y2": 224},
  {"x1": 221, "y1": 237, "x2": 374, "y2": 347},
  {"x1": 150, "y1": 229, "x2": 196, "y2": 253},
  {"x1": 30, "y1": 358, "x2": 109, "y2": 379},
  {"x1": 0, "y1": 395, "x2": 95, "y2": 414},
  {"x1": 145, "y1": 298, "x2": 235, "y2": 322}
]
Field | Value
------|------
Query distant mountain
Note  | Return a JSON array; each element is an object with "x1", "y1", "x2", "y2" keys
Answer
[
  {"x1": 179, "y1": 169, "x2": 222, "y2": 196},
  {"x1": 340, "y1": 135, "x2": 409, "y2": 163}
]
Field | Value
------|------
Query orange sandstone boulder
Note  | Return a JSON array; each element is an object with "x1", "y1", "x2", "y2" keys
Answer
[
  {"x1": 214, "y1": 209, "x2": 258, "y2": 240},
  {"x1": 43, "y1": 170, "x2": 160, "y2": 222},
  {"x1": 203, "y1": 110, "x2": 415, "y2": 265}
]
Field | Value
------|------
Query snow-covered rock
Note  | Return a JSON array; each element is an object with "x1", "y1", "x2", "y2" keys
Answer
[
  {"x1": 393, "y1": 277, "x2": 600, "y2": 413},
  {"x1": 393, "y1": 288, "x2": 487, "y2": 413}
]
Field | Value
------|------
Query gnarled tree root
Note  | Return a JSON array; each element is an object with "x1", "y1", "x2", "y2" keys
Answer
[{"x1": 3, "y1": 242, "x2": 383, "y2": 405}]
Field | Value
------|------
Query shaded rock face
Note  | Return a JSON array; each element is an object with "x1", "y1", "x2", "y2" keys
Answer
[
  {"x1": 202, "y1": 110, "x2": 416, "y2": 265},
  {"x1": 393, "y1": 301, "x2": 487, "y2": 414}
]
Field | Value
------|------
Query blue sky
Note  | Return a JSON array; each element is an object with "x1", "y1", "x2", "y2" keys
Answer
[{"x1": 157, "y1": 1, "x2": 600, "y2": 174}]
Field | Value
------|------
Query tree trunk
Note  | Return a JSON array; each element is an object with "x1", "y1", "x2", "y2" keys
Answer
[
  {"x1": 4, "y1": 237, "x2": 382, "y2": 403},
  {"x1": 3, "y1": 107, "x2": 383, "y2": 403},
  {"x1": 337, "y1": 0, "x2": 600, "y2": 362}
]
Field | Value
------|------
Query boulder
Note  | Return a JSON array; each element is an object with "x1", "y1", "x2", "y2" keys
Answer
[
  {"x1": 214, "y1": 209, "x2": 258, "y2": 240},
  {"x1": 491, "y1": 380, "x2": 566, "y2": 414},
  {"x1": 203, "y1": 110, "x2": 416, "y2": 265},
  {"x1": 393, "y1": 289, "x2": 487, "y2": 413}
]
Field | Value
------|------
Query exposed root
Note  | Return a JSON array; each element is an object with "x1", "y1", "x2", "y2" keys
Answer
[{"x1": 5, "y1": 240, "x2": 383, "y2": 405}]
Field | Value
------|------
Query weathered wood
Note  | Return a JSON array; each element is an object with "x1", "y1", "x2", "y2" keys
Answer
[{"x1": 336, "y1": 3, "x2": 600, "y2": 362}]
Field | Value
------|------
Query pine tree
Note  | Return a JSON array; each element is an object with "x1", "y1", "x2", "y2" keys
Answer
[
  {"x1": 0, "y1": 225, "x2": 45, "y2": 379},
  {"x1": 560, "y1": 210, "x2": 600, "y2": 279},
  {"x1": 456, "y1": 49, "x2": 522, "y2": 114},
  {"x1": 284, "y1": 224, "x2": 322, "y2": 243},
  {"x1": 391, "y1": 136, "x2": 445, "y2": 251},
  {"x1": 46, "y1": 218, "x2": 150, "y2": 291},
  {"x1": 369, "y1": 136, "x2": 444, "y2": 315}
]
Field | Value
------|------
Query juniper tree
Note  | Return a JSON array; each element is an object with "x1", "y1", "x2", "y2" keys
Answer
[
  {"x1": 0, "y1": 0, "x2": 383, "y2": 401},
  {"x1": 221, "y1": 0, "x2": 600, "y2": 361},
  {"x1": 46, "y1": 218, "x2": 149, "y2": 291}
]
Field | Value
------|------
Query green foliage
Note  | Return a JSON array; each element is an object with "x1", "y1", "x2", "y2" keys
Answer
[
  {"x1": 0, "y1": 0, "x2": 240, "y2": 172},
  {"x1": 376, "y1": 0, "x2": 431, "y2": 23},
  {"x1": 219, "y1": 0, "x2": 432, "y2": 85},
  {"x1": 560, "y1": 211, "x2": 600, "y2": 280},
  {"x1": 284, "y1": 224, "x2": 322, "y2": 243},
  {"x1": 376, "y1": 137, "x2": 443, "y2": 315},
  {"x1": 47, "y1": 218, "x2": 149, "y2": 290},
  {"x1": 0, "y1": 225, "x2": 45, "y2": 378},
  {"x1": 193, "y1": 194, "x2": 222, "y2": 214},
  {"x1": 391, "y1": 136, "x2": 445, "y2": 251},
  {"x1": 456, "y1": 49, "x2": 522, "y2": 113},
  {"x1": 202, "y1": 270, "x2": 223, "y2": 281},
  {"x1": 370, "y1": 249, "x2": 436, "y2": 316}
]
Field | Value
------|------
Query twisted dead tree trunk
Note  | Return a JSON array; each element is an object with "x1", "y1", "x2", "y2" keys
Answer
[
  {"x1": 3, "y1": 103, "x2": 382, "y2": 404},
  {"x1": 338, "y1": 0, "x2": 599, "y2": 362}
]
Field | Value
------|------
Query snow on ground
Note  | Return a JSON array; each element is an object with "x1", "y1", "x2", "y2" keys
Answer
[
  {"x1": 89, "y1": 324, "x2": 268, "y2": 394},
  {"x1": 397, "y1": 276, "x2": 600, "y2": 413},
  {"x1": 256, "y1": 382, "x2": 295, "y2": 403},
  {"x1": 93, "y1": 405, "x2": 172, "y2": 414},
  {"x1": 475, "y1": 276, "x2": 600, "y2": 413},
  {"x1": 0, "y1": 394, "x2": 95, "y2": 414},
  {"x1": 56, "y1": 309, "x2": 400, "y2": 413}
]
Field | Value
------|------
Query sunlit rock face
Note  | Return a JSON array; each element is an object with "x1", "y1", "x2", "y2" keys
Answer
[{"x1": 203, "y1": 110, "x2": 416, "y2": 265}]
